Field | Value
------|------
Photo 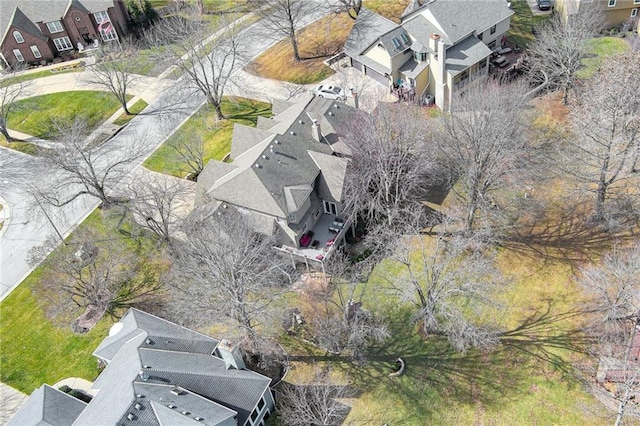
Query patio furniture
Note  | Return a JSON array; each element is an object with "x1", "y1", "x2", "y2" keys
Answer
[
  {"x1": 497, "y1": 47, "x2": 512, "y2": 55},
  {"x1": 329, "y1": 219, "x2": 345, "y2": 233},
  {"x1": 300, "y1": 231, "x2": 314, "y2": 248},
  {"x1": 311, "y1": 240, "x2": 320, "y2": 249},
  {"x1": 326, "y1": 238, "x2": 335, "y2": 247},
  {"x1": 493, "y1": 55, "x2": 507, "y2": 65},
  {"x1": 498, "y1": 59, "x2": 510, "y2": 68}
]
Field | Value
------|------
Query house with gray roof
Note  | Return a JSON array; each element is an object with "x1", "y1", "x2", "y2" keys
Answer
[
  {"x1": 194, "y1": 95, "x2": 356, "y2": 265},
  {"x1": 0, "y1": 0, "x2": 129, "y2": 69},
  {"x1": 8, "y1": 309, "x2": 275, "y2": 426},
  {"x1": 344, "y1": 0, "x2": 515, "y2": 109}
]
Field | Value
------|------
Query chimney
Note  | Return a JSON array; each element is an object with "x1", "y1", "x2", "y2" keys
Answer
[
  {"x1": 218, "y1": 339, "x2": 245, "y2": 370},
  {"x1": 429, "y1": 33, "x2": 440, "y2": 53},
  {"x1": 438, "y1": 38, "x2": 446, "y2": 64},
  {"x1": 311, "y1": 119, "x2": 322, "y2": 142}
]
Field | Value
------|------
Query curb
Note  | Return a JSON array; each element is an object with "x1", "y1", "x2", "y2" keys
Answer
[{"x1": 0, "y1": 195, "x2": 10, "y2": 239}]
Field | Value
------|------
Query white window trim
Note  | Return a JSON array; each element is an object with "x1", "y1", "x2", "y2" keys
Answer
[
  {"x1": 13, "y1": 49, "x2": 24, "y2": 62},
  {"x1": 46, "y1": 21, "x2": 64, "y2": 33},
  {"x1": 13, "y1": 31, "x2": 24, "y2": 43},
  {"x1": 53, "y1": 36, "x2": 73, "y2": 51},
  {"x1": 608, "y1": 0, "x2": 616, "y2": 7},
  {"x1": 99, "y1": 26, "x2": 118, "y2": 41},
  {"x1": 632, "y1": 8, "x2": 638, "y2": 16},
  {"x1": 634, "y1": 0, "x2": 640, "y2": 5},
  {"x1": 30, "y1": 45, "x2": 42, "y2": 58},
  {"x1": 94, "y1": 11, "x2": 110, "y2": 24}
]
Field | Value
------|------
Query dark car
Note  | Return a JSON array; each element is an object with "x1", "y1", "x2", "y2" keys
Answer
[{"x1": 537, "y1": 0, "x2": 552, "y2": 10}]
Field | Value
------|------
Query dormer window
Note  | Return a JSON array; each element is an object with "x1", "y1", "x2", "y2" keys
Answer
[
  {"x1": 391, "y1": 37, "x2": 401, "y2": 49},
  {"x1": 46, "y1": 21, "x2": 64, "y2": 33},
  {"x1": 414, "y1": 51, "x2": 427, "y2": 62},
  {"x1": 13, "y1": 31, "x2": 24, "y2": 43}
]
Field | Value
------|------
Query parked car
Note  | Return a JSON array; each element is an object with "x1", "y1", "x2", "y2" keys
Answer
[
  {"x1": 537, "y1": 0, "x2": 551, "y2": 10},
  {"x1": 314, "y1": 84, "x2": 346, "y2": 101}
]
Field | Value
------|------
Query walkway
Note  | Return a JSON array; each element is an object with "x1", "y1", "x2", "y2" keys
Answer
[{"x1": 0, "y1": 383, "x2": 27, "y2": 424}]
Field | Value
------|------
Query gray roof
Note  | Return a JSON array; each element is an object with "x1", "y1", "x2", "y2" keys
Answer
[
  {"x1": 399, "y1": 58, "x2": 430, "y2": 79},
  {"x1": 378, "y1": 26, "x2": 412, "y2": 57},
  {"x1": 230, "y1": 124, "x2": 274, "y2": 160},
  {"x1": 401, "y1": 14, "x2": 443, "y2": 49},
  {"x1": 402, "y1": 0, "x2": 514, "y2": 45},
  {"x1": 1, "y1": 0, "x2": 115, "y2": 47},
  {"x1": 445, "y1": 35, "x2": 492, "y2": 75},
  {"x1": 344, "y1": 7, "x2": 399, "y2": 57},
  {"x1": 7, "y1": 385, "x2": 87, "y2": 426}
]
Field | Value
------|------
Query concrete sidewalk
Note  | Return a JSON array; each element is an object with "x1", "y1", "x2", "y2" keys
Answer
[{"x1": 0, "y1": 383, "x2": 27, "y2": 424}]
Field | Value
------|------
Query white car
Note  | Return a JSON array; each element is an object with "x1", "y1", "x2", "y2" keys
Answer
[{"x1": 314, "y1": 84, "x2": 346, "y2": 101}]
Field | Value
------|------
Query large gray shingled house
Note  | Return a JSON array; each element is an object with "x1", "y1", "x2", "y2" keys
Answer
[
  {"x1": 194, "y1": 95, "x2": 356, "y2": 266},
  {"x1": 8, "y1": 309, "x2": 275, "y2": 426}
]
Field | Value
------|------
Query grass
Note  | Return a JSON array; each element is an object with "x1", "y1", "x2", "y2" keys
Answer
[
  {"x1": 0, "y1": 133, "x2": 38, "y2": 155},
  {"x1": 508, "y1": 0, "x2": 550, "y2": 48},
  {"x1": 113, "y1": 99, "x2": 149, "y2": 126},
  {"x1": 7, "y1": 91, "x2": 129, "y2": 139},
  {"x1": 144, "y1": 97, "x2": 271, "y2": 177},
  {"x1": 576, "y1": 37, "x2": 630, "y2": 79},
  {"x1": 1, "y1": 66, "x2": 83, "y2": 86},
  {"x1": 0, "y1": 209, "x2": 165, "y2": 393},
  {"x1": 248, "y1": 1, "x2": 410, "y2": 84}
]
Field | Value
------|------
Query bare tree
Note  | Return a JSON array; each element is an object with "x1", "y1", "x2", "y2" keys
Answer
[
  {"x1": 35, "y1": 119, "x2": 146, "y2": 208},
  {"x1": 577, "y1": 241, "x2": 640, "y2": 425},
  {"x1": 278, "y1": 368, "x2": 355, "y2": 426},
  {"x1": 165, "y1": 211, "x2": 296, "y2": 346},
  {"x1": 169, "y1": 133, "x2": 206, "y2": 179},
  {"x1": 89, "y1": 40, "x2": 139, "y2": 115},
  {"x1": 250, "y1": 0, "x2": 316, "y2": 61},
  {"x1": 328, "y1": 0, "x2": 362, "y2": 19},
  {"x1": 28, "y1": 229, "x2": 164, "y2": 331},
  {"x1": 437, "y1": 81, "x2": 536, "y2": 235},
  {"x1": 0, "y1": 74, "x2": 31, "y2": 141},
  {"x1": 526, "y1": 9, "x2": 603, "y2": 105},
  {"x1": 383, "y1": 233, "x2": 505, "y2": 353},
  {"x1": 145, "y1": 8, "x2": 244, "y2": 119},
  {"x1": 127, "y1": 171, "x2": 194, "y2": 242},
  {"x1": 564, "y1": 52, "x2": 640, "y2": 221}
]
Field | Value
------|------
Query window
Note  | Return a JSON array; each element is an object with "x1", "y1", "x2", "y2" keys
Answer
[
  {"x1": 257, "y1": 397, "x2": 265, "y2": 411},
  {"x1": 99, "y1": 24, "x2": 118, "y2": 41},
  {"x1": 608, "y1": 0, "x2": 615, "y2": 6},
  {"x1": 323, "y1": 201, "x2": 337, "y2": 215},
  {"x1": 288, "y1": 212, "x2": 296, "y2": 222},
  {"x1": 635, "y1": 0, "x2": 640, "y2": 5},
  {"x1": 94, "y1": 11, "x2": 110, "y2": 24},
  {"x1": 46, "y1": 21, "x2": 64, "y2": 33},
  {"x1": 391, "y1": 37, "x2": 401, "y2": 49},
  {"x1": 250, "y1": 410, "x2": 258, "y2": 422},
  {"x1": 53, "y1": 36, "x2": 73, "y2": 51},
  {"x1": 13, "y1": 49, "x2": 24, "y2": 62},
  {"x1": 632, "y1": 8, "x2": 638, "y2": 16},
  {"x1": 400, "y1": 33, "x2": 410, "y2": 44},
  {"x1": 13, "y1": 31, "x2": 24, "y2": 43},
  {"x1": 490, "y1": 25, "x2": 497, "y2": 35},
  {"x1": 30, "y1": 45, "x2": 42, "y2": 58}
]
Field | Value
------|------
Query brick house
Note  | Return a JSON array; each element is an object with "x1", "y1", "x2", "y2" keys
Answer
[{"x1": 0, "y1": 0, "x2": 129, "y2": 69}]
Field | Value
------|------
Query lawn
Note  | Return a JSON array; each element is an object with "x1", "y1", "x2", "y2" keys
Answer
[
  {"x1": 576, "y1": 36, "x2": 630, "y2": 79},
  {"x1": 112, "y1": 99, "x2": 149, "y2": 126},
  {"x1": 1, "y1": 65, "x2": 83, "y2": 86},
  {"x1": 7, "y1": 91, "x2": 129, "y2": 139},
  {"x1": 508, "y1": 0, "x2": 550, "y2": 48},
  {"x1": 144, "y1": 97, "x2": 271, "y2": 177},
  {"x1": 0, "y1": 133, "x2": 38, "y2": 155},
  {"x1": 0, "y1": 209, "x2": 165, "y2": 393},
  {"x1": 248, "y1": 1, "x2": 410, "y2": 84}
]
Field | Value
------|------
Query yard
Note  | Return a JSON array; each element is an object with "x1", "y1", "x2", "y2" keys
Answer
[
  {"x1": 248, "y1": 0, "x2": 411, "y2": 84},
  {"x1": 0, "y1": 133, "x2": 38, "y2": 155},
  {"x1": 6, "y1": 91, "x2": 128, "y2": 139},
  {"x1": 0, "y1": 209, "x2": 165, "y2": 393},
  {"x1": 507, "y1": 0, "x2": 550, "y2": 48},
  {"x1": 576, "y1": 36, "x2": 630, "y2": 79},
  {"x1": 1, "y1": 65, "x2": 83, "y2": 86},
  {"x1": 144, "y1": 97, "x2": 271, "y2": 177}
]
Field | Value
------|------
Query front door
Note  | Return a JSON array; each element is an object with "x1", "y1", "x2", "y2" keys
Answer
[{"x1": 323, "y1": 201, "x2": 337, "y2": 215}]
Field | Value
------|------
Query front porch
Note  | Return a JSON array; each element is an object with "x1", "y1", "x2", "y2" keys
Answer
[{"x1": 274, "y1": 213, "x2": 352, "y2": 266}]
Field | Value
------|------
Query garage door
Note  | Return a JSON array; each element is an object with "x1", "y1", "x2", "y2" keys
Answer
[
  {"x1": 365, "y1": 66, "x2": 389, "y2": 86},
  {"x1": 351, "y1": 58, "x2": 363, "y2": 72}
]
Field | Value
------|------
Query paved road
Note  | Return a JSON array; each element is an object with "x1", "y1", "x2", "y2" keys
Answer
[{"x1": 0, "y1": 4, "x2": 334, "y2": 301}]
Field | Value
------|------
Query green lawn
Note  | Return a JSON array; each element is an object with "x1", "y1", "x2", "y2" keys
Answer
[
  {"x1": 1, "y1": 66, "x2": 83, "y2": 86},
  {"x1": 113, "y1": 99, "x2": 149, "y2": 126},
  {"x1": 0, "y1": 209, "x2": 165, "y2": 393},
  {"x1": 0, "y1": 133, "x2": 38, "y2": 155},
  {"x1": 144, "y1": 97, "x2": 271, "y2": 177},
  {"x1": 7, "y1": 91, "x2": 129, "y2": 139},
  {"x1": 508, "y1": 0, "x2": 550, "y2": 48},
  {"x1": 576, "y1": 37, "x2": 630, "y2": 79}
]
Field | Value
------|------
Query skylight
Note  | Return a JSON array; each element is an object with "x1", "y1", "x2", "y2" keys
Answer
[
  {"x1": 391, "y1": 37, "x2": 401, "y2": 49},
  {"x1": 401, "y1": 33, "x2": 410, "y2": 44}
]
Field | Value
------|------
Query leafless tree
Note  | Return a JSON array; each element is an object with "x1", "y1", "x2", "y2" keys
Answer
[
  {"x1": 169, "y1": 133, "x2": 206, "y2": 179},
  {"x1": 577, "y1": 241, "x2": 640, "y2": 425},
  {"x1": 88, "y1": 40, "x2": 139, "y2": 115},
  {"x1": 328, "y1": 0, "x2": 362, "y2": 19},
  {"x1": 437, "y1": 80, "x2": 537, "y2": 235},
  {"x1": 250, "y1": 0, "x2": 316, "y2": 61},
  {"x1": 383, "y1": 233, "x2": 505, "y2": 353},
  {"x1": 164, "y1": 211, "x2": 296, "y2": 346},
  {"x1": 0, "y1": 73, "x2": 31, "y2": 141},
  {"x1": 28, "y1": 229, "x2": 164, "y2": 331},
  {"x1": 278, "y1": 368, "x2": 355, "y2": 426},
  {"x1": 145, "y1": 8, "x2": 244, "y2": 119},
  {"x1": 34, "y1": 119, "x2": 146, "y2": 208},
  {"x1": 127, "y1": 171, "x2": 194, "y2": 242},
  {"x1": 564, "y1": 52, "x2": 640, "y2": 221},
  {"x1": 526, "y1": 9, "x2": 603, "y2": 105},
  {"x1": 342, "y1": 103, "x2": 434, "y2": 236}
]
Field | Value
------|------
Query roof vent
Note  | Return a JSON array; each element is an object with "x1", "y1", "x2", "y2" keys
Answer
[
  {"x1": 270, "y1": 145, "x2": 277, "y2": 155},
  {"x1": 181, "y1": 411, "x2": 190, "y2": 416},
  {"x1": 145, "y1": 338, "x2": 153, "y2": 345},
  {"x1": 298, "y1": 120, "x2": 304, "y2": 124},
  {"x1": 195, "y1": 417, "x2": 204, "y2": 421},
  {"x1": 254, "y1": 163, "x2": 261, "y2": 169},
  {"x1": 143, "y1": 365, "x2": 151, "y2": 369},
  {"x1": 262, "y1": 154, "x2": 268, "y2": 160},
  {"x1": 274, "y1": 139, "x2": 280, "y2": 144},
  {"x1": 167, "y1": 404, "x2": 176, "y2": 409},
  {"x1": 134, "y1": 403, "x2": 142, "y2": 410},
  {"x1": 136, "y1": 394, "x2": 144, "y2": 398},
  {"x1": 334, "y1": 104, "x2": 339, "y2": 109},
  {"x1": 290, "y1": 131, "x2": 295, "y2": 135},
  {"x1": 127, "y1": 413, "x2": 136, "y2": 421},
  {"x1": 138, "y1": 371, "x2": 149, "y2": 381},
  {"x1": 170, "y1": 388, "x2": 184, "y2": 396},
  {"x1": 222, "y1": 204, "x2": 227, "y2": 209},
  {"x1": 328, "y1": 111, "x2": 334, "y2": 116}
]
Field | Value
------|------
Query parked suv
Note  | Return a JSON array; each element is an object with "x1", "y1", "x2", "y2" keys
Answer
[{"x1": 313, "y1": 84, "x2": 346, "y2": 101}]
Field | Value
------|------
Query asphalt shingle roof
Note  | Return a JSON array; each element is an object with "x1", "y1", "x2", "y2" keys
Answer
[
  {"x1": 344, "y1": 7, "x2": 399, "y2": 57},
  {"x1": 445, "y1": 35, "x2": 492, "y2": 75},
  {"x1": 7, "y1": 385, "x2": 86, "y2": 426}
]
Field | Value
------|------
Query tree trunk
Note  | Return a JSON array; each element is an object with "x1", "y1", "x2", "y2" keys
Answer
[
  {"x1": 209, "y1": 94, "x2": 224, "y2": 120},
  {"x1": 0, "y1": 126, "x2": 13, "y2": 141},
  {"x1": 290, "y1": 32, "x2": 301, "y2": 61}
]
